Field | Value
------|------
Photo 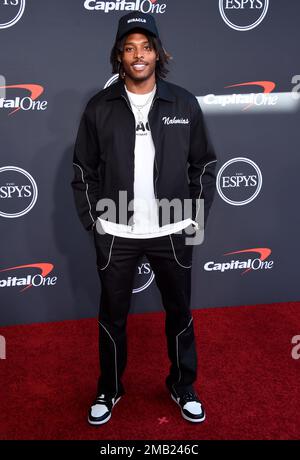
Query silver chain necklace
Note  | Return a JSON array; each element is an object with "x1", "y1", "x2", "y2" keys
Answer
[{"x1": 126, "y1": 85, "x2": 157, "y2": 124}]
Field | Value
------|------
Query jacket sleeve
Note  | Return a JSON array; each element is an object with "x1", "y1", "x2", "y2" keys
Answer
[
  {"x1": 71, "y1": 104, "x2": 100, "y2": 231},
  {"x1": 188, "y1": 96, "x2": 217, "y2": 229}
]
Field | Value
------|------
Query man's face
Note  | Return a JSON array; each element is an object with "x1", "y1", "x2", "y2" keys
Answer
[{"x1": 120, "y1": 32, "x2": 158, "y2": 83}]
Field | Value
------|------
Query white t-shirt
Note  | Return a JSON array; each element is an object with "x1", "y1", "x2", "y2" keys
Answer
[{"x1": 98, "y1": 85, "x2": 198, "y2": 238}]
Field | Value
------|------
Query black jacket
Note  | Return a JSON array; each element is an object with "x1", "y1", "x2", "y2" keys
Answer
[{"x1": 71, "y1": 77, "x2": 217, "y2": 231}]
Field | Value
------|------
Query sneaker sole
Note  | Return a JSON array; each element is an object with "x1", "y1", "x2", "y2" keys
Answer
[
  {"x1": 88, "y1": 395, "x2": 122, "y2": 426},
  {"x1": 171, "y1": 393, "x2": 206, "y2": 423}
]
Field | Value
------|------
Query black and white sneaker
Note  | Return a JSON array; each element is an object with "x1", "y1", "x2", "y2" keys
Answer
[
  {"x1": 88, "y1": 393, "x2": 122, "y2": 426},
  {"x1": 170, "y1": 388, "x2": 206, "y2": 423}
]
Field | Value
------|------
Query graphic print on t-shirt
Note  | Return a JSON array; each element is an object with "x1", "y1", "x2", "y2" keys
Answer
[{"x1": 136, "y1": 120, "x2": 150, "y2": 136}]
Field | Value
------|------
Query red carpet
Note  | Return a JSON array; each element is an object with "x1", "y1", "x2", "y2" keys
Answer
[{"x1": 0, "y1": 301, "x2": 300, "y2": 440}]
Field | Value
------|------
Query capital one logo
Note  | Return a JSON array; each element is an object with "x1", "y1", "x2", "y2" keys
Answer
[
  {"x1": 0, "y1": 263, "x2": 57, "y2": 292},
  {"x1": 204, "y1": 247, "x2": 274, "y2": 275},
  {"x1": 216, "y1": 157, "x2": 262, "y2": 206},
  {"x1": 219, "y1": 0, "x2": 269, "y2": 31},
  {"x1": 84, "y1": 0, "x2": 166, "y2": 14},
  {"x1": 0, "y1": 0, "x2": 25, "y2": 29},
  {"x1": 0, "y1": 166, "x2": 38, "y2": 218},
  {"x1": 203, "y1": 80, "x2": 278, "y2": 111},
  {"x1": 0, "y1": 77, "x2": 47, "y2": 115}
]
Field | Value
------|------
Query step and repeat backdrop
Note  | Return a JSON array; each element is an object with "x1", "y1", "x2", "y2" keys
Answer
[{"x1": 1, "y1": 0, "x2": 300, "y2": 325}]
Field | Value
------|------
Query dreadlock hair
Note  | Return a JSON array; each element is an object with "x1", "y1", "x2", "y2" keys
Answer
[{"x1": 110, "y1": 29, "x2": 172, "y2": 80}]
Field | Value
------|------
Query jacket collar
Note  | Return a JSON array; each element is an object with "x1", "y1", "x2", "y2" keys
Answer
[{"x1": 105, "y1": 77, "x2": 175, "y2": 103}]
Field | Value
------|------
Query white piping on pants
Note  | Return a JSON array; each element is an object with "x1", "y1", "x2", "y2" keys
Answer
[
  {"x1": 169, "y1": 234, "x2": 192, "y2": 269},
  {"x1": 97, "y1": 235, "x2": 115, "y2": 271},
  {"x1": 98, "y1": 320, "x2": 118, "y2": 399},
  {"x1": 172, "y1": 316, "x2": 194, "y2": 398}
]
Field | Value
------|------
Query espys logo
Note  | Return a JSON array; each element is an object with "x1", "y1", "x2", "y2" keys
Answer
[
  {"x1": 0, "y1": 263, "x2": 57, "y2": 292},
  {"x1": 104, "y1": 74, "x2": 119, "y2": 88},
  {"x1": 0, "y1": 166, "x2": 38, "y2": 218},
  {"x1": 0, "y1": 0, "x2": 25, "y2": 29},
  {"x1": 219, "y1": 0, "x2": 269, "y2": 31},
  {"x1": 84, "y1": 0, "x2": 166, "y2": 14},
  {"x1": 133, "y1": 259, "x2": 154, "y2": 293},
  {"x1": 203, "y1": 81, "x2": 278, "y2": 111},
  {"x1": 204, "y1": 247, "x2": 274, "y2": 275},
  {"x1": 216, "y1": 157, "x2": 262, "y2": 206},
  {"x1": 0, "y1": 79, "x2": 47, "y2": 115}
]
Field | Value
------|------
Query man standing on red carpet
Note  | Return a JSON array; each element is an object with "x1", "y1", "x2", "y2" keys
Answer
[{"x1": 71, "y1": 11, "x2": 217, "y2": 425}]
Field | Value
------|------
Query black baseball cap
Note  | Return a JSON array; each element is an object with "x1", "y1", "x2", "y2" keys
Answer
[{"x1": 116, "y1": 11, "x2": 159, "y2": 41}]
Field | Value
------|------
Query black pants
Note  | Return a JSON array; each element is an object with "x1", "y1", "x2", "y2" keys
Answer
[{"x1": 93, "y1": 228, "x2": 198, "y2": 400}]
